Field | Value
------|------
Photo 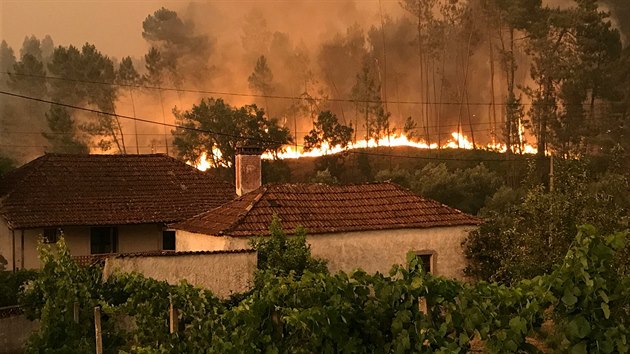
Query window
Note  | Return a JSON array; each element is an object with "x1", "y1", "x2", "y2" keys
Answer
[
  {"x1": 90, "y1": 227, "x2": 118, "y2": 254},
  {"x1": 162, "y1": 230, "x2": 176, "y2": 251},
  {"x1": 416, "y1": 253, "x2": 433, "y2": 274},
  {"x1": 43, "y1": 228, "x2": 60, "y2": 244}
]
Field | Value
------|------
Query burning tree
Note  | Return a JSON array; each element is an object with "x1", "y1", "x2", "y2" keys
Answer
[
  {"x1": 303, "y1": 110, "x2": 353, "y2": 153},
  {"x1": 172, "y1": 98, "x2": 292, "y2": 168}
]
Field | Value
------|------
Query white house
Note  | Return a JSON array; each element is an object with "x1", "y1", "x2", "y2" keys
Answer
[
  {"x1": 171, "y1": 148, "x2": 480, "y2": 279},
  {"x1": 0, "y1": 153, "x2": 235, "y2": 270}
]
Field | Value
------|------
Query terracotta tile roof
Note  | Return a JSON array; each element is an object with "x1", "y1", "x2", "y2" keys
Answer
[
  {"x1": 171, "y1": 182, "x2": 480, "y2": 237},
  {"x1": 0, "y1": 154, "x2": 236, "y2": 229}
]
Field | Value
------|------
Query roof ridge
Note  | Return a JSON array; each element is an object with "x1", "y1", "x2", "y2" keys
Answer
[
  {"x1": 43, "y1": 153, "x2": 169, "y2": 157},
  {"x1": 0, "y1": 154, "x2": 51, "y2": 198},
  {"x1": 220, "y1": 186, "x2": 268, "y2": 236},
  {"x1": 265, "y1": 181, "x2": 396, "y2": 188},
  {"x1": 381, "y1": 182, "x2": 480, "y2": 220}
]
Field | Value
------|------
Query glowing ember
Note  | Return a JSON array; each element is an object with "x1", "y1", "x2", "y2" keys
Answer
[{"x1": 190, "y1": 131, "x2": 538, "y2": 170}]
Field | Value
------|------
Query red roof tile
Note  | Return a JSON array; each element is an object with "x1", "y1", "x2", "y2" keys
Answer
[
  {"x1": 171, "y1": 182, "x2": 480, "y2": 237},
  {"x1": 0, "y1": 154, "x2": 236, "y2": 229}
]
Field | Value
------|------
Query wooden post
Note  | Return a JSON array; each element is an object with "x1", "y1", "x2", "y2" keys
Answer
[
  {"x1": 73, "y1": 302, "x2": 79, "y2": 323},
  {"x1": 169, "y1": 300, "x2": 178, "y2": 334},
  {"x1": 94, "y1": 306, "x2": 103, "y2": 354}
]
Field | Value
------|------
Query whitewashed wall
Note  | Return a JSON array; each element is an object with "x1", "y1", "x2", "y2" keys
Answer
[
  {"x1": 176, "y1": 226, "x2": 474, "y2": 280},
  {"x1": 103, "y1": 250, "x2": 257, "y2": 298}
]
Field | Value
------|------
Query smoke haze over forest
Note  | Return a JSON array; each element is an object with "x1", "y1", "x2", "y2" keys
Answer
[{"x1": 1, "y1": 0, "x2": 629, "y2": 164}]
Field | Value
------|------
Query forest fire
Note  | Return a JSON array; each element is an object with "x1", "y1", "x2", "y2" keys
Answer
[
  {"x1": 264, "y1": 132, "x2": 538, "y2": 160},
  {"x1": 192, "y1": 132, "x2": 538, "y2": 171}
]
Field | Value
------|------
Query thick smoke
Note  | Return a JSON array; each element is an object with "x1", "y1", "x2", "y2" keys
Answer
[
  {"x1": 601, "y1": 0, "x2": 630, "y2": 44},
  {"x1": 1, "y1": 0, "x2": 629, "y2": 163}
]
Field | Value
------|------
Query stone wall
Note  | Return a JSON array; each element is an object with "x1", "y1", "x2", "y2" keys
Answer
[
  {"x1": 103, "y1": 250, "x2": 257, "y2": 298},
  {"x1": 0, "y1": 310, "x2": 38, "y2": 354}
]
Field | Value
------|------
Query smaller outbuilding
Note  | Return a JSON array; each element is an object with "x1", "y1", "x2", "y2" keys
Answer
[{"x1": 172, "y1": 181, "x2": 480, "y2": 279}]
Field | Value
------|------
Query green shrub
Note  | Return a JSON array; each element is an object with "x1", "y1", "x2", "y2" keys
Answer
[{"x1": 0, "y1": 268, "x2": 37, "y2": 307}]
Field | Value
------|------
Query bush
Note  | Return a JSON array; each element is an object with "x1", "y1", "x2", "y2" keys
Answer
[
  {"x1": 464, "y1": 161, "x2": 630, "y2": 283},
  {"x1": 22, "y1": 220, "x2": 630, "y2": 353},
  {"x1": 0, "y1": 269, "x2": 37, "y2": 307},
  {"x1": 376, "y1": 163, "x2": 503, "y2": 215},
  {"x1": 20, "y1": 237, "x2": 111, "y2": 353},
  {"x1": 250, "y1": 215, "x2": 328, "y2": 281}
]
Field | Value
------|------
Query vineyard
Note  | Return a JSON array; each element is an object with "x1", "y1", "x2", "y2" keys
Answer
[{"x1": 19, "y1": 225, "x2": 630, "y2": 353}]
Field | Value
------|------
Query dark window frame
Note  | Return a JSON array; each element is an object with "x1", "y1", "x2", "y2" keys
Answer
[
  {"x1": 414, "y1": 250, "x2": 436, "y2": 274},
  {"x1": 42, "y1": 228, "x2": 60, "y2": 244},
  {"x1": 90, "y1": 226, "x2": 118, "y2": 255},
  {"x1": 162, "y1": 230, "x2": 176, "y2": 251}
]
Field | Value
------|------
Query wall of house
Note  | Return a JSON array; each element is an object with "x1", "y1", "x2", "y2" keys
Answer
[
  {"x1": 63, "y1": 226, "x2": 90, "y2": 255},
  {"x1": 0, "y1": 218, "x2": 13, "y2": 271},
  {"x1": 118, "y1": 224, "x2": 163, "y2": 253},
  {"x1": 103, "y1": 251, "x2": 257, "y2": 298},
  {"x1": 12, "y1": 224, "x2": 165, "y2": 269},
  {"x1": 176, "y1": 230, "x2": 229, "y2": 251},
  {"x1": 21, "y1": 229, "x2": 41, "y2": 269},
  {"x1": 218, "y1": 226, "x2": 474, "y2": 280},
  {"x1": 308, "y1": 226, "x2": 473, "y2": 279}
]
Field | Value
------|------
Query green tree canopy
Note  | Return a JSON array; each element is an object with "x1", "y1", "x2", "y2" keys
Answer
[
  {"x1": 47, "y1": 43, "x2": 124, "y2": 153},
  {"x1": 116, "y1": 56, "x2": 140, "y2": 85},
  {"x1": 8, "y1": 53, "x2": 47, "y2": 98},
  {"x1": 142, "y1": 7, "x2": 211, "y2": 87},
  {"x1": 464, "y1": 160, "x2": 630, "y2": 283},
  {"x1": 303, "y1": 110, "x2": 353, "y2": 153},
  {"x1": 251, "y1": 215, "x2": 328, "y2": 281},
  {"x1": 172, "y1": 97, "x2": 292, "y2": 168},
  {"x1": 42, "y1": 106, "x2": 89, "y2": 154}
]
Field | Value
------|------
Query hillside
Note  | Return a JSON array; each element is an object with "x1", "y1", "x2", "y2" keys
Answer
[{"x1": 265, "y1": 146, "x2": 535, "y2": 185}]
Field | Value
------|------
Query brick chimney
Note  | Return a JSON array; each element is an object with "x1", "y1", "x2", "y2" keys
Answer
[{"x1": 235, "y1": 146, "x2": 263, "y2": 196}]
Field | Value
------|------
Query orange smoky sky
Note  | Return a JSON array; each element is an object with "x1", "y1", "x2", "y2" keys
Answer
[
  {"x1": 0, "y1": 0, "x2": 404, "y2": 60},
  {"x1": 0, "y1": 0, "x2": 186, "y2": 58}
]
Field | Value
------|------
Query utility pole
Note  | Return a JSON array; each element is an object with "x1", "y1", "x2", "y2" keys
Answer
[{"x1": 549, "y1": 152, "x2": 554, "y2": 192}]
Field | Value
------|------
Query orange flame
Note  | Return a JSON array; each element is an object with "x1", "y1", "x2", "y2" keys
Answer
[{"x1": 190, "y1": 131, "x2": 538, "y2": 170}]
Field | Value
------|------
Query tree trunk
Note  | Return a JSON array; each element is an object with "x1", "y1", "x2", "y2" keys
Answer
[
  {"x1": 129, "y1": 88, "x2": 140, "y2": 154},
  {"x1": 457, "y1": 30, "x2": 474, "y2": 149}
]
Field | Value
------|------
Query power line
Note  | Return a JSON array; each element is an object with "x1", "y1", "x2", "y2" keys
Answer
[
  {"x1": 0, "y1": 89, "x2": 283, "y2": 146},
  {"x1": 0, "y1": 89, "x2": 528, "y2": 163},
  {"x1": 0, "y1": 71, "x2": 614, "y2": 107},
  {"x1": 0, "y1": 142, "x2": 518, "y2": 163},
  {"x1": 2, "y1": 126, "x2": 502, "y2": 136}
]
